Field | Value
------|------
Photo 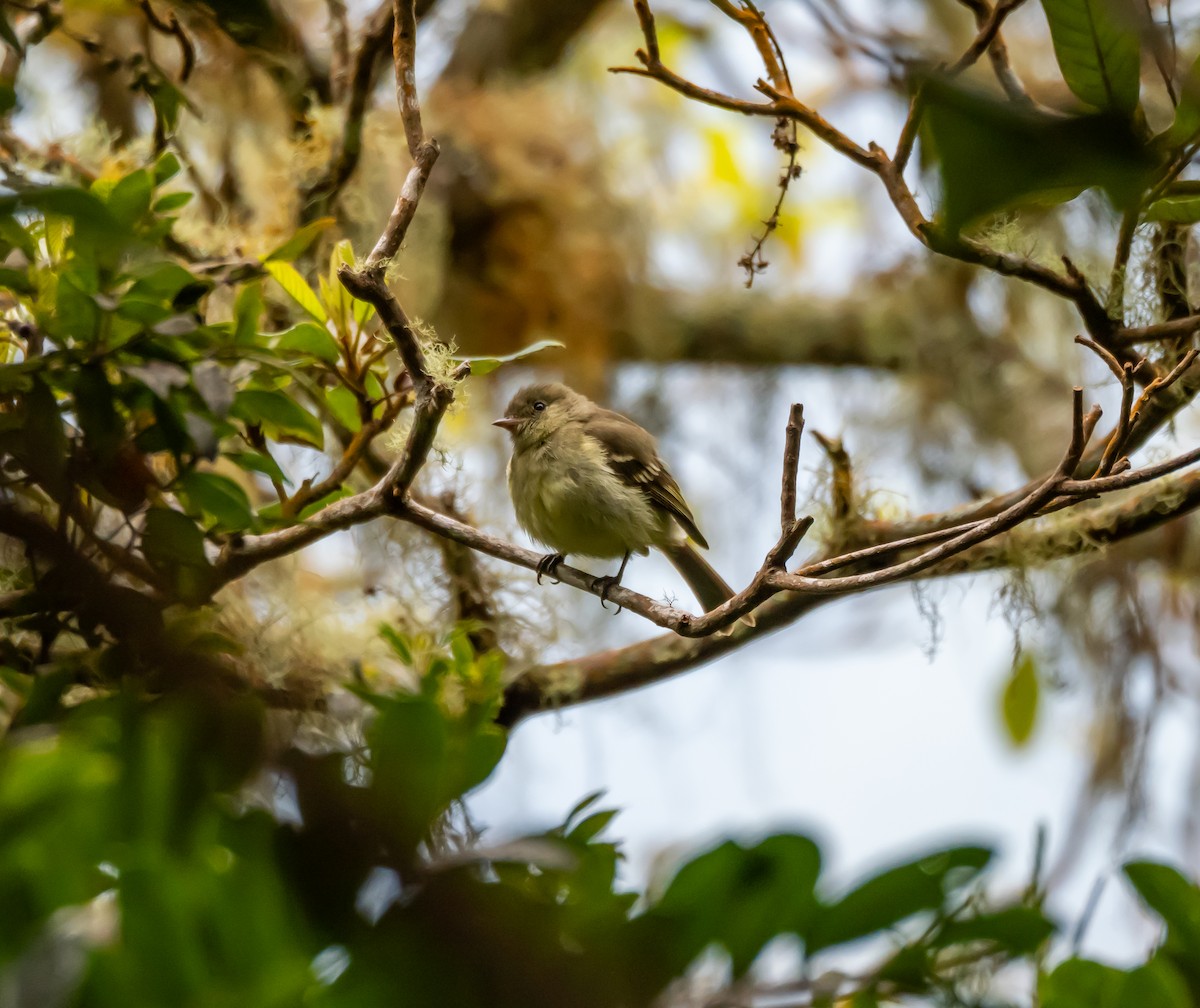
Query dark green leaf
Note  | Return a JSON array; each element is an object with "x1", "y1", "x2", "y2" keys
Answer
[
  {"x1": 0, "y1": 214, "x2": 35, "y2": 258},
  {"x1": 1039, "y1": 957, "x2": 1125, "y2": 1008},
  {"x1": 654, "y1": 834, "x2": 822, "y2": 977},
  {"x1": 55, "y1": 267, "x2": 101, "y2": 342},
  {"x1": 177, "y1": 470, "x2": 257, "y2": 532},
  {"x1": 1119, "y1": 958, "x2": 1192, "y2": 1008},
  {"x1": 128, "y1": 261, "x2": 202, "y2": 303},
  {"x1": 563, "y1": 791, "x2": 606, "y2": 832},
  {"x1": 275, "y1": 322, "x2": 341, "y2": 364},
  {"x1": 142, "y1": 507, "x2": 212, "y2": 602},
  {"x1": 808, "y1": 845, "x2": 992, "y2": 953},
  {"x1": 1124, "y1": 861, "x2": 1200, "y2": 955},
  {"x1": 936, "y1": 905, "x2": 1056, "y2": 955},
  {"x1": 1002, "y1": 650, "x2": 1040, "y2": 747},
  {"x1": 74, "y1": 363, "x2": 123, "y2": 465},
  {"x1": 142, "y1": 507, "x2": 210, "y2": 569},
  {"x1": 920, "y1": 77, "x2": 1157, "y2": 233},
  {"x1": 12, "y1": 374, "x2": 68, "y2": 494},
  {"x1": 230, "y1": 389, "x2": 324, "y2": 449},
  {"x1": 0, "y1": 265, "x2": 31, "y2": 294},
  {"x1": 0, "y1": 186, "x2": 120, "y2": 237},
  {"x1": 568, "y1": 810, "x2": 619, "y2": 844},
  {"x1": 368, "y1": 695, "x2": 450, "y2": 856},
  {"x1": 1040, "y1": 0, "x2": 1141, "y2": 114}
]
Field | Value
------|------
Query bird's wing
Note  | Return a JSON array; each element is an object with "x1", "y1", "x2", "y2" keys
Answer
[{"x1": 585, "y1": 409, "x2": 710, "y2": 549}]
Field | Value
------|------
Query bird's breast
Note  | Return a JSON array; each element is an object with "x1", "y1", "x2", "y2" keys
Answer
[{"x1": 509, "y1": 437, "x2": 663, "y2": 558}]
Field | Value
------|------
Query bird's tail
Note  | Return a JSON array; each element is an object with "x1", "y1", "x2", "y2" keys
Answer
[{"x1": 659, "y1": 540, "x2": 756, "y2": 627}]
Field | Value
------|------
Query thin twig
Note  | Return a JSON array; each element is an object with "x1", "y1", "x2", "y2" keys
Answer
[
  {"x1": 136, "y1": 0, "x2": 195, "y2": 81},
  {"x1": 1115, "y1": 313, "x2": 1200, "y2": 345},
  {"x1": 306, "y1": 2, "x2": 394, "y2": 208},
  {"x1": 392, "y1": 0, "x2": 423, "y2": 158},
  {"x1": 947, "y1": 0, "x2": 1028, "y2": 76},
  {"x1": 780, "y1": 403, "x2": 803, "y2": 532}
]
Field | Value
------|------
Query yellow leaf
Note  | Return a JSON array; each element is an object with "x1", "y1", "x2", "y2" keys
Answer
[{"x1": 264, "y1": 260, "x2": 327, "y2": 324}]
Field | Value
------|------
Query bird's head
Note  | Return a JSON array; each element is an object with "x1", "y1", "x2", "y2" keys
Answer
[{"x1": 493, "y1": 383, "x2": 584, "y2": 446}]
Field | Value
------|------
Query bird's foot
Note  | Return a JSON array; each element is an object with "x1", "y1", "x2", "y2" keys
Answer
[
  {"x1": 536, "y1": 553, "x2": 565, "y2": 585},
  {"x1": 591, "y1": 574, "x2": 623, "y2": 614}
]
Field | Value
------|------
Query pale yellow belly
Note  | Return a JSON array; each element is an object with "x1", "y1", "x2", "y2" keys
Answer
[{"x1": 509, "y1": 443, "x2": 665, "y2": 558}]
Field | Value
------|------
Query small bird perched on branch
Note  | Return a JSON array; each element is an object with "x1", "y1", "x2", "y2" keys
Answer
[{"x1": 494, "y1": 382, "x2": 748, "y2": 621}]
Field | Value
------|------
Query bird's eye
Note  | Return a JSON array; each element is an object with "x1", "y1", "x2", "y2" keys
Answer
[{"x1": 533, "y1": 401, "x2": 546, "y2": 412}]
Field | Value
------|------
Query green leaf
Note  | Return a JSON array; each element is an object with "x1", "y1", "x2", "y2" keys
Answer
[
  {"x1": 257, "y1": 486, "x2": 351, "y2": 524},
  {"x1": 325, "y1": 385, "x2": 362, "y2": 433},
  {"x1": 0, "y1": 266, "x2": 30, "y2": 294},
  {"x1": 563, "y1": 790, "x2": 606, "y2": 832},
  {"x1": 1166, "y1": 55, "x2": 1200, "y2": 146},
  {"x1": 936, "y1": 905, "x2": 1055, "y2": 955},
  {"x1": 1119, "y1": 958, "x2": 1192, "y2": 1008},
  {"x1": 1040, "y1": 0, "x2": 1141, "y2": 114},
  {"x1": 920, "y1": 76, "x2": 1156, "y2": 233},
  {"x1": 12, "y1": 375, "x2": 69, "y2": 495},
  {"x1": 176, "y1": 470, "x2": 257, "y2": 532},
  {"x1": 568, "y1": 809, "x2": 619, "y2": 845},
  {"x1": 453, "y1": 339, "x2": 565, "y2": 376},
  {"x1": 808, "y1": 845, "x2": 992, "y2": 953},
  {"x1": 654, "y1": 834, "x2": 822, "y2": 977},
  {"x1": 229, "y1": 389, "x2": 324, "y2": 449},
  {"x1": 153, "y1": 192, "x2": 193, "y2": 214},
  {"x1": 264, "y1": 217, "x2": 336, "y2": 264},
  {"x1": 275, "y1": 322, "x2": 341, "y2": 364},
  {"x1": 0, "y1": 185, "x2": 120, "y2": 237},
  {"x1": 1040, "y1": 958, "x2": 1126, "y2": 1008},
  {"x1": 1124, "y1": 861, "x2": 1200, "y2": 955},
  {"x1": 153, "y1": 151, "x2": 182, "y2": 185},
  {"x1": 143, "y1": 507, "x2": 209, "y2": 568},
  {"x1": 142, "y1": 507, "x2": 212, "y2": 602},
  {"x1": 74, "y1": 363, "x2": 123, "y2": 465},
  {"x1": 1145, "y1": 197, "x2": 1200, "y2": 224},
  {"x1": 367, "y1": 695, "x2": 451, "y2": 856},
  {"x1": 378, "y1": 623, "x2": 413, "y2": 664},
  {"x1": 105, "y1": 169, "x2": 154, "y2": 228},
  {"x1": 226, "y1": 450, "x2": 290, "y2": 487},
  {"x1": 1002, "y1": 650, "x2": 1040, "y2": 747},
  {"x1": 233, "y1": 281, "x2": 264, "y2": 345},
  {"x1": 128, "y1": 261, "x2": 202, "y2": 303}
]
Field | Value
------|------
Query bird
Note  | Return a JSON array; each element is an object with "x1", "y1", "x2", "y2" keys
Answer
[{"x1": 493, "y1": 382, "x2": 748, "y2": 621}]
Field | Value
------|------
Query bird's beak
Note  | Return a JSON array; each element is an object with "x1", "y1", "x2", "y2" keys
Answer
[{"x1": 493, "y1": 417, "x2": 520, "y2": 432}]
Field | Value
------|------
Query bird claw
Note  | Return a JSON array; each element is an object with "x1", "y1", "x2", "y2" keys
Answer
[
  {"x1": 536, "y1": 553, "x2": 565, "y2": 585},
  {"x1": 591, "y1": 575, "x2": 623, "y2": 614}
]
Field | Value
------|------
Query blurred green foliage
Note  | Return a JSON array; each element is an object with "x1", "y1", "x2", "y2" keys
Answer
[{"x1": 1, "y1": 628, "x2": 1197, "y2": 1006}]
